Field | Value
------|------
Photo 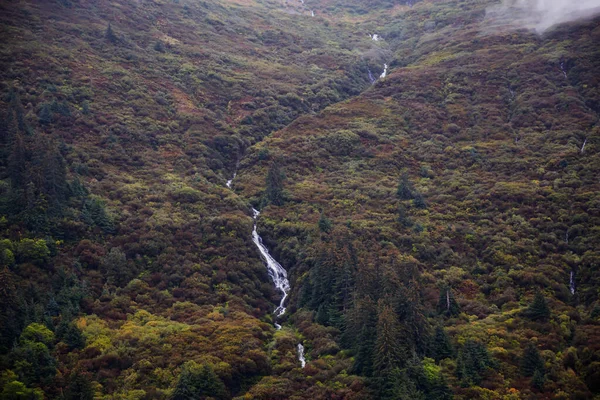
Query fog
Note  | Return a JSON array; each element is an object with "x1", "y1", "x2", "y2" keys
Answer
[{"x1": 485, "y1": 0, "x2": 600, "y2": 33}]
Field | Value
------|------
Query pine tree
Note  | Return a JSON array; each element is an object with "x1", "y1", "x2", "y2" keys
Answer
[
  {"x1": 105, "y1": 23, "x2": 117, "y2": 43},
  {"x1": 318, "y1": 211, "x2": 332, "y2": 233},
  {"x1": 431, "y1": 326, "x2": 454, "y2": 361},
  {"x1": 374, "y1": 302, "x2": 403, "y2": 374},
  {"x1": 456, "y1": 340, "x2": 495, "y2": 387},
  {"x1": 397, "y1": 173, "x2": 414, "y2": 200},
  {"x1": 171, "y1": 362, "x2": 228, "y2": 400},
  {"x1": 64, "y1": 371, "x2": 94, "y2": 400},
  {"x1": 521, "y1": 342, "x2": 544, "y2": 377},
  {"x1": 526, "y1": 292, "x2": 550, "y2": 321},
  {"x1": 531, "y1": 368, "x2": 545, "y2": 390},
  {"x1": 350, "y1": 298, "x2": 377, "y2": 376},
  {"x1": 397, "y1": 203, "x2": 413, "y2": 227},
  {"x1": 265, "y1": 161, "x2": 284, "y2": 206},
  {"x1": 437, "y1": 286, "x2": 460, "y2": 317},
  {"x1": 38, "y1": 103, "x2": 53, "y2": 125},
  {"x1": 413, "y1": 193, "x2": 427, "y2": 209}
]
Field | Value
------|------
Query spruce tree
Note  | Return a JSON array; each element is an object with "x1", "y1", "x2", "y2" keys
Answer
[
  {"x1": 437, "y1": 286, "x2": 460, "y2": 317},
  {"x1": 374, "y1": 303, "x2": 403, "y2": 374},
  {"x1": 413, "y1": 193, "x2": 427, "y2": 209},
  {"x1": 456, "y1": 340, "x2": 494, "y2": 387},
  {"x1": 64, "y1": 371, "x2": 94, "y2": 400},
  {"x1": 105, "y1": 23, "x2": 117, "y2": 43},
  {"x1": 265, "y1": 161, "x2": 284, "y2": 206},
  {"x1": 431, "y1": 326, "x2": 454, "y2": 361},
  {"x1": 531, "y1": 368, "x2": 545, "y2": 390},
  {"x1": 397, "y1": 173, "x2": 414, "y2": 200},
  {"x1": 526, "y1": 292, "x2": 550, "y2": 321},
  {"x1": 318, "y1": 211, "x2": 332, "y2": 233},
  {"x1": 171, "y1": 362, "x2": 227, "y2": 400},
  {"x1": 521, "y1": 342, "x2": 544, "y2": 377}
]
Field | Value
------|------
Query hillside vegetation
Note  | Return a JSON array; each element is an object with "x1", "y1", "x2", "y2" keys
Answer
[{"x1": 1, "y1": 0, "x2": 599, "y2": 399}]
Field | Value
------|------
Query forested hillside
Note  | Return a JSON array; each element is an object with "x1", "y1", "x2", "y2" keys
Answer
[{"x1": 1, "y1": 0, "x2": 599, "y2": 399}]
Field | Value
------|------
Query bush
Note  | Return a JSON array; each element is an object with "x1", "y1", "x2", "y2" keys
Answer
[{"x1": 15, "y1": 239, "x2": 50, "y2": 265}]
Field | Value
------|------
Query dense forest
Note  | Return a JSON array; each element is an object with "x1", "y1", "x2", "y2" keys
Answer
[{"x1": 0, "y1": 0, "x2": 599, "y2": 398}]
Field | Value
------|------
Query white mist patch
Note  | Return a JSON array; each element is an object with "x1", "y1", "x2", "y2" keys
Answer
[{"x1": 485, "y1": 0, "x2": 600, "y2": 33}]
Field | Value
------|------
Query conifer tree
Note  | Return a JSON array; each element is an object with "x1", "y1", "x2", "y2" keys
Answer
[
  {"x1": 437, "y1": 286, "x2": 460, "y2": 317},
  {"x1": 265, "y1": 161, "x2": 284, "y2": 206},
  {"x1": 171, "y1": 362, "x2": 227, "y2": 400},
  {"x1": 105, "y1": 23, "x2": 117, "y2": 43},
  {"x1": 526, "y1": 292, "x2": 550, "y2": 321},
  {"x1": 413, "y1": 193, "x2": 427, "y2": 209},
  {"x1": 397, "y1": 173, "x2": 414, "y2": 200},
  {"x1": 64, "y1": 371, "x2": 94, "y2": 400},
  {"x1": 521, "y1": 342, "x2": 544, "y2": 377},
  {"x1": 525, "y1": 292, "x2": 550, "y2": 321},
  {"x1": 374, "y1": 302, "x2": 403, "y2": 374},
  {"x1": 431, "y1": 326, "x2": 454, "y2": 361},
  {"x1": 456, "y1": 340, "x2": 495, "y2": 387},
  {"x1": 318, "y1": 211, "x2": 332, "y2": 233},
  {"x1": 532, "y1": 368, "x2": 545, "y2": 390}
]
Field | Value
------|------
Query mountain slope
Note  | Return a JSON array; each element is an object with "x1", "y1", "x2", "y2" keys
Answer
[{"x1": 1, "y1": 0, "x2": 599, "y2": 399}]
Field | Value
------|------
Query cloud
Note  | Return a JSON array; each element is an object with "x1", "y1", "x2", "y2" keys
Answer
[{"x1": 484, "y1": 0, "x2": 600, "y2": 34}]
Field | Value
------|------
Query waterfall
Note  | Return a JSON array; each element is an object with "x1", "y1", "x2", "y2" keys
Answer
[
  {"x1": 311, "y1": 10, "x2": 315, "y2": 17},
  {"x1": 297, "y1": 343, "x2": 306, "y2": 368},
  {"x1": 368, "y1": 68, "x2": 375, "y2": 84},
  {"x1": 570, "y1": 270, "x2": 575, "y2": 295},
  {"x1": 226, "y1": 171, "x2": 237, "y2": 188},
  {"x1": 380, "y1": 63, "x2": 388, "y2": 78},
  {"x1": 251, "y1": 208, "x2": 291, "y2": 318}
]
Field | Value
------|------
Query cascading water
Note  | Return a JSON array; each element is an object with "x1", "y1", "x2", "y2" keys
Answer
[
  {"x1": 226, "y1": 172, "x2": 236, "y2": 188},
  {"x1": 251, "y1": 208, "x2": 291, "y2": 319},
  {"x1": 380, "y1": 63, "x2": 388, "y2": 78},
  {"x1": 251, "y1": 208, "x2": 306, "y2": 367},
  {"x1": 297, "y1": 343, "x2": 306, "y2": 368},
  {"x1": 570, "y1": 270, "x2": 575, "y2": 295},
  {"x1": 560, "y1": 61, "x2": 567, "y2": 79},
  {"x1": 368, "y1": 68, "x2": 376, "y2": 84}
]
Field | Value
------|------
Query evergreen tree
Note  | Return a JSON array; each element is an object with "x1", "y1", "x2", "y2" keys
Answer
[
  {"x1": 374, "y1": 302, "x2": 403, "y2": 374},
  {"x1": 521, "y1": 342, "x2": 544, "y2": 377},
  {"x1": 437, "y1": 286, "x2": 460, "y2": 317},
  {"x1": 316, "y1": 303, "x2": 330, "y2": 325},
  {"x1": 64, "y1": 371, "x2": 94, "y2": 400},
  {"x1": 456, "y1": 340, "x2": 495, "y2": 387},
  {"x1": 265, "y1": 161, "x2": 284, "y2": 206},
  {"x1": 526, "y1": 292, "x2": 550, "y2": 321},
  {"x1": 397, "y1": 203, "x2": 413, "y2": 227},
  {"x1": 37, "y1": 104, "x2": 53, "y2": 125},
  {"x1": 351, "y1": 298, "x2": 378, "y2": 376},
  {"x1": 105, "y1": 23, "x2": 117, "y2": 43},
  {"x1": 397, "y1": 173, "x2": 414, "y2": 200},
  {"x1": 170, "y1": 362, "x2": 227, "y2": 400},
  {"x1": 318, "y1": 211, "x2": 332, "y2": 233},
  {"x1": 431, "y1": 326, "x2": 454, "y2": 361},
  {"x1": 413, "y1": 193, "x2": 427, "y2": 209},
  {"x1": 56, "y1": 321, "x2": 85, "y2": 350},
  {"x1": 531, "y1": 368, "x2": 545, "y2": 390}
]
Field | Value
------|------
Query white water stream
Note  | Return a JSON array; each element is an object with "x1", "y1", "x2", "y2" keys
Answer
[
  {"x1": 380, "y1": 63, "x2": 388, "y2": 78},
  {"x1": 251, "y1": 208, "x2": 291, "y2": 318},
  {"x1": 226, "y1": 172, "x2": 236, "y2": 188},
  {"x1": 250, "y1": 208, "x2": 306, "y2": 367},
  {"x1": 297, "y1": 343, "x2": 306, "y2": 367},
  {"x1": 570, "y1": 270, "x2": 575, "y2": 295}
]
